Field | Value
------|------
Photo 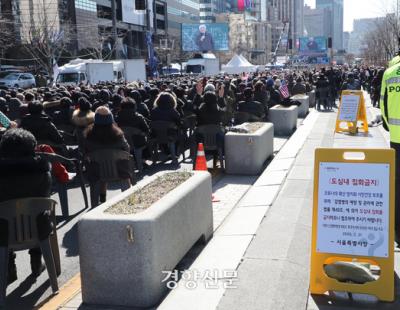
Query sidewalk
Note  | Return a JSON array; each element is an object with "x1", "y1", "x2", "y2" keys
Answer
[{"x1": 57, "y1": 95, "x2": 400, "y2": 310}]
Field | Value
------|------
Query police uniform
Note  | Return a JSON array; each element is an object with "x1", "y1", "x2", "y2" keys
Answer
[{"x1": 380, "y1": 58, "x2": 400, "y2": 241}]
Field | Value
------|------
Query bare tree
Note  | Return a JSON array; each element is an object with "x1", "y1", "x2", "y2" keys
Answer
[{"x1": 361, "y1": 11, "x2": 399, "y2": 65}]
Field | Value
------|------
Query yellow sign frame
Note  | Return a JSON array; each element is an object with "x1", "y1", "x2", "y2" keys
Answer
[
  {"x1": 335, "y1": 90, "x2": 368, "y2": 134},
  {"x1": 310, "y1": 148, "x2": 395, "y2": 301}
]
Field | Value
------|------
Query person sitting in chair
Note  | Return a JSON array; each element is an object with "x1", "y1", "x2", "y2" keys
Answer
[{"x1": 0, "y1": 128, "x2": 52, "y2": 285}]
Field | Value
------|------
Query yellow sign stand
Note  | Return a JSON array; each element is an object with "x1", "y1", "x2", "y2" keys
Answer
[
  {"x1": 335, "y1": 90, "x2": 368, "y2": 134},
  {"x1": 310, "y1": 148, "x2": 395, "y2": 301}
]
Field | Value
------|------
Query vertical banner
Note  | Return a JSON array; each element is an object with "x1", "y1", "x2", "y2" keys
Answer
[
  {"x1": 238, "y1": 0, "x2": 245, "y2": 11},
  {"x1": 146, "y1": 31, "x2": 158, "y2": 78}
]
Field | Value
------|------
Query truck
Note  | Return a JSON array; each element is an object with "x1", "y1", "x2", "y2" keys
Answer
[
  {"x1": 108, "y1": 59, "x2": 146, "y2": 83},
  {"x1": 186, "y1": 53, "x2": 219, "y2": 76},
  {"x1": 56, "y1": 59, "x2": 114, "y2": 86}
]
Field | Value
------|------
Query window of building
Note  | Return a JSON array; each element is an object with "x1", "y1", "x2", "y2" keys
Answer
[
  {"x1": 75, "y1": 0, "x2": 97, "y2": 12},
  {"x1": 157, "y1": 19, "x2": 165, "y2": 30},
  {"x1": 97, "y1": 5, "x2": 112, "y2": 19},
  {"x1": 156, "y1": 3, "x2": 165, "y2": 15}
]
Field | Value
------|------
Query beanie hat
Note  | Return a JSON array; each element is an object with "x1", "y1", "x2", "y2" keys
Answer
[
  {"x1": 266, "y1": 79, "x2": 274, "y2": 87},
  {"x1": 94, "y1": 106, "x2": 114, "y2": 125},
  {"x1": 204, "y1": 83, "x2": 216, "y2": 93}
]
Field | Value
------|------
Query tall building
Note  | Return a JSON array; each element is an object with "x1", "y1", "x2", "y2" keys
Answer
[
  {"x1": 304, "y1": 4, "x2": 331, "y2": 38},
  {"x1": 163, "y1": 0, "x2": 199, "y2": 63},
  {"x1": 199, "y1": 0, "x2": 231, "y2": 23},
  {"x1": 266, "y1": 0, "x2": 304, "y2": 54},
  {"x1": 316, "y1": 0, "x2": 343, "y2": 50},
  {"x1": 0, "y1": 0, "x2": 168, "y2": 59},
  {"x1": 348, "y1": 17, "x2": 385, "y2": 56},
  {"x1": 167, "y1": 0, "x2": 199, "y2": 39},
  {"x1": 343, "y1": 31, "x2": 350, "y2": 52},
  {"x1": 219, "y1": 5, "x2": 272, "y2": 65}
]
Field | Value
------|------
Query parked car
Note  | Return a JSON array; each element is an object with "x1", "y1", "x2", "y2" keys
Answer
[{"x1": 0, "y1": 72, "x2": 36, "y2": 89}]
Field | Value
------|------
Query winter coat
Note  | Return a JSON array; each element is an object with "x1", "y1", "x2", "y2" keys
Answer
[
  {"x1": 0, "y1": 156, "x2": 52, "y2": 202},
  {"x1": 71, "y1": 109, "x2": 95, "y2": 128},
  {"x1": 20, "y1": 113, "x2": 64, "y2": 145}
]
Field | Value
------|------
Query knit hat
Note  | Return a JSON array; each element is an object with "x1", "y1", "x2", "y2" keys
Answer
[
  {"x1": 266, "y1": 79, "x2": 274, "y2": 87},
  {"x1": 94, "y1": 106, "x2": 114, "y2": 125},
  {"x1": 204, "y1": 83, "x2": 216, "y2": 93}
]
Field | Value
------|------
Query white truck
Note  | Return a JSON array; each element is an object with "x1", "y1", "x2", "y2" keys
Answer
[
  {"x1": 186, "y1": 53, "x2": 219, "y2": 76},
  {"x1": 56, "y1": 59, "x2": 114, "y2": 86},
  {"x1": 108, "y1": 59, "x2": 146, "y2": 83}
]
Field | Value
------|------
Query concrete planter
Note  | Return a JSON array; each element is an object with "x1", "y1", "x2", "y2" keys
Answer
[
  {"x1": 78, "y1": 171, "x2": 213, "y2": 308},
  {"x1": 268, "y1": 105, "x2": 298, "y2": 136},
  {"x1": 225, "y1": 122, "x2": 274, "y2": 175},
  {"x1": 291, "y1": 95, "x2": 309, "y2": 118}
]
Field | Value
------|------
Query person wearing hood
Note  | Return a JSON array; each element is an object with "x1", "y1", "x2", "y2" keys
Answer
[
  {"x1": 266, "y1": 78, "x2": 281, "y2": 108},
  {"x1": 196, "y1": 91, "x2": 223, "y2": 126},
  {"x1": 84, "y1": 106, "x2": 131, "y2": 204},
  {"x1": 193, "y1": 82, "x2": 226, "y2": 110},
  {"x1": 53, "y1": 97, "x2": 73, "y2": 127},
  {"x1": 7, "y1": 90, "x2": 25, "y2": 121},
  {"x1": 128, "y1": 89, "x2": 150, "y2": 120},
  {"x1": 341, "y1": 73, "x2": 361, "y2": 91},
  {"x1": 316, "y1": 74, "x2": 331, "y2": 111},
  {"x1": 92, "y1": 89, "x2": 111, "y2": 110},
  {"x1": 20, "y1": 101, "x2": 64, "y2": 145},
  {"x1": 0, "y1": 128, "x2": 53, "y2": 284},
  {"x1": 116, "y1": 98, "x2": 150, "y2": 148},
  {"x1": 237, "y1": 87, "x2": 265, "y2": 121}
]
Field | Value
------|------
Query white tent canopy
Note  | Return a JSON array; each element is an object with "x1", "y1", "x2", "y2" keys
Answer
[{"x1": 222, "y1": 54, "x2": 257, "y2": 74}]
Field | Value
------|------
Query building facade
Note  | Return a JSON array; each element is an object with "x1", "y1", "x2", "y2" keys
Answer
[
  {"x1": 265, "y1": 0, "x2": 304, "y2": 55},
  {"x1": 217, "y1": 8, "x2": 272, "y2": 65},
  {"x1": 304, "y1": 4, "x2": 331, "y2": 38},
  {"x1": 348, "y1": 17, "x2": 384, "y2": 56},
  {"x1": 0, "y1": 0, "x2": 168, "y2": 60},
  {"x1": 316, "y1": 0, "x2": 343, "y2": 50},
  {"x1": 199, "y1": 0, "x2": 231, "y2": 23},
  {"x1": 166, "y1": 0, "x2": 199, "y2": 51}
]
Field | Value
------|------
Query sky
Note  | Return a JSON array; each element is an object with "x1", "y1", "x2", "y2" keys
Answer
[{"x1": 304, "y1": 0, "x2": 398, "y2": 32}]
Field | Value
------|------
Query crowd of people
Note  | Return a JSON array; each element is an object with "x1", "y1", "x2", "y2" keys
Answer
[{"x1": 0, "y1": 64, "x2": 386, "y2": 284}]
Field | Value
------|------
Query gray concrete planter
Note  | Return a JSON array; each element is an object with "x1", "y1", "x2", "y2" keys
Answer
[
  {"x1": 268, "y1": 105, "x2": 298, "y2": 136},
  {"x1": 291, "y1": 95, "x2": 309, "y2": 118},
  {"x1": 78, "y1": 171, "x2": 213, "y2": 308},
  {"x1": 225, "y1": 122, "x2": 274, "y2": 175}
]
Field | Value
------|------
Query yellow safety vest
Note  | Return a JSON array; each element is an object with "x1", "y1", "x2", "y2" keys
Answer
[
  {"x1": 389, "y1": 55, "x2": 400, "y2": 68},
  {"x1": 381, "y1": 63, "x2": 400, "y2": 143}
]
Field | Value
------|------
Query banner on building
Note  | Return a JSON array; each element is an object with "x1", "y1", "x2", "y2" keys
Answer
[{"x1": 238, "y1": 0, "x2": 253, "y2": 11}]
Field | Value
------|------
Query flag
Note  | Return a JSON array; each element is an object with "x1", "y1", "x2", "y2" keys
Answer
[{"x1": 279, "y1": 81, "x2": 290, "y2": 99}]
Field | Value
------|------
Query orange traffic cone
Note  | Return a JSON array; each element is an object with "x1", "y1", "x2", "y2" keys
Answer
[{"x1": 195, "y1": 143, "x2": 208, "y2": 171}]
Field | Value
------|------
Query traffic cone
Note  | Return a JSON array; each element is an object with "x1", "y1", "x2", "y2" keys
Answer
[{"x1": 195, "y1": 143, "x2": 208, "y2": 171}]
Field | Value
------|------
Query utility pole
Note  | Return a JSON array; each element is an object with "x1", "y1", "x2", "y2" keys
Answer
[{"x1": 111, "y1": 0, "x2": 117, "y2": 59}]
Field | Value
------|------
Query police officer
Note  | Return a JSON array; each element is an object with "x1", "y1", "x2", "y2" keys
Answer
[{"x1": 380, "y1": 57, "x2": 400, "y2": 244}]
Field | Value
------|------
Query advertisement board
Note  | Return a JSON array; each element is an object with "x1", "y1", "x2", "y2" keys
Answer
[
  {"x1": 182, "y1": 23, "x2": 229, "y2": 52},
  {"x1": 299, "y1": 37, "x2": 327, "y2": 55}
]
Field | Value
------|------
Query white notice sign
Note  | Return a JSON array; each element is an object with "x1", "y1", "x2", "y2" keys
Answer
[
  {"x1": 317, "y1": 162, "x2": 390, "y2": 258},
  {"x1": 338, "y1": 95, "x2": 360, "y2": 122}
]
